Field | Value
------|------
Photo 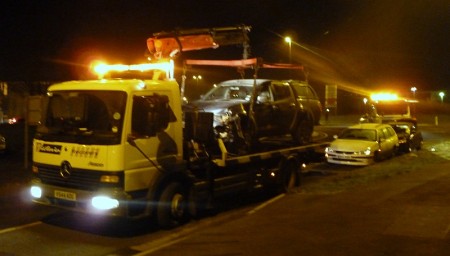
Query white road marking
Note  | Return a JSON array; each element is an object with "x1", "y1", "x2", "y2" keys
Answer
[
  {"x1": 0, "y1": 221, "x2": 42, "y2": 235},
  {"x1": 247, "y1": 193, "x2": 285, "y2": 215},
  {"x1": 132, "y1": 193, "x2": 287, "y2": 255}
]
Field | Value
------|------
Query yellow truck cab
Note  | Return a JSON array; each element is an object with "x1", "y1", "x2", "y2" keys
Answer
[{"x1": 31, "y1": 78, "x2": 189, "y2": 224}]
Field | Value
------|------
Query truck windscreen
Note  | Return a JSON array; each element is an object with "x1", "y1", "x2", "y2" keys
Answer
[
  {"x1": 36, "y1": 91, "x2": 127, "y2": 145},
  {"x1": 375, "y1": 102, "x2": 409, "y2": 116}
]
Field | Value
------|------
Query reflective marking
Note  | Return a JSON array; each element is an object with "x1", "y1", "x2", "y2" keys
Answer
[
  {"x1": 0, "y1": 221, "x2": 41, "y2": 235},
  {"x1": 247, "y1": 193, "x2": 285, "y2": 215}
]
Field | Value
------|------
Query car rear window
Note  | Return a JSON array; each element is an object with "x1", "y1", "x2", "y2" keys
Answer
[{"x1": 291, "y1": 84, "x2": 318, "y2": 99}]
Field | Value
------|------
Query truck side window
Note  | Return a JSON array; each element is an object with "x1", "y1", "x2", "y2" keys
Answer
[
  {"x1": 132, "y1": 97, "x2": 149, "y2": 136},
  {"x1": 132, "y1": 94, "x2": 177, "y2": 137}
]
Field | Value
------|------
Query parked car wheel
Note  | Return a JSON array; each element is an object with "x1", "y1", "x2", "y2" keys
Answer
[{"x1": 374, "y1": 151, "x2": 381, "y2": 162}]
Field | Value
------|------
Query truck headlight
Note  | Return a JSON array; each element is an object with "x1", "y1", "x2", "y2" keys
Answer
[
  {"x1": 30, "y1": 186, "x2": 42, "y2": 199},
  {"x1": 91, "y1": 196, "x2": 119, "y2": 210}
]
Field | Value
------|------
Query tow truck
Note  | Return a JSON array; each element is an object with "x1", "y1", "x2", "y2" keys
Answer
[
  {"x1": 29, "y1": 26, "x2": 328, "y2": 228},
  {"x1": 360, "y1": 92, "x2": 418, "y2": 123}
]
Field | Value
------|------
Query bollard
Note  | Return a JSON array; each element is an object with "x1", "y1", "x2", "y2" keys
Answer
[{"x1": 435, "y1": 116, "x2": 439, "y2": 126}]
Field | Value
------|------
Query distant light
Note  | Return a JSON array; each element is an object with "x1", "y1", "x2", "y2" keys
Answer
[
  {"x1": 284, "y1": 37, "x2": 292, "y2": 44},
  {"x1": 439, "y1": 91, "x2": 445, "y2": 103}
]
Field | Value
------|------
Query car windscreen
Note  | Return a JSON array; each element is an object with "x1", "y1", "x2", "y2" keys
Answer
[
  {"x1": 202, "y1": 86, "x2": 252, "y2": 100},
  {"x1": 375, "y1": 102, "x2": 409, "y2": 115},
  {"x1": 340, "y1": 128, "x2": 376, "y2": 141}
]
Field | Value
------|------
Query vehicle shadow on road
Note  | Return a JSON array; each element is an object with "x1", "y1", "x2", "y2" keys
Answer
[
  {"x1": 39, "y1": 190, "x2": 278, "y2": 238},
  {"x1": 41, "y1": 211, "x2": 159, "y2": 237}
]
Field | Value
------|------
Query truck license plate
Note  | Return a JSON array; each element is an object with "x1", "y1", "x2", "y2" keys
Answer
[{"x1": 54, "y1": 190, "x2": 76, "y2": 201}]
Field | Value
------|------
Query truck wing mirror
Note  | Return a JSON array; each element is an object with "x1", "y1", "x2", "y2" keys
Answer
[{"x1": 132, "y1": 94, "x2": 176, "y2": 137}]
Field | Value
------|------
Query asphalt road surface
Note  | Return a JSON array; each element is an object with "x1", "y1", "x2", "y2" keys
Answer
[{"x1": 0, "y1": 115, "x2": 449, "y2": 255}]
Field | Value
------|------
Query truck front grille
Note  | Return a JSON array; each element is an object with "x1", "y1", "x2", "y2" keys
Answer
[{"x1": 36, "y1": 164, "x2": 124, "y2": 191}]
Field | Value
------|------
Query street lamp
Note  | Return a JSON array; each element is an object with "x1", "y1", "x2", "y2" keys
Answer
[
  {"x1": 284, "y1": 36, "x2": 292, "y2": 63},
  {"x1": 439, "y1": 91, "x2": 445, "y2": 103},
  {"x1": 411, "y1": 87, "x2": 417, "y2": 99},
  {"x1": 193, "y1": 75, "x2": 202, "y2": 86}
]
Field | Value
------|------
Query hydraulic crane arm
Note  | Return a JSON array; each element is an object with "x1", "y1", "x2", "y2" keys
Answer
[{"x1": 147, "y1": 25, "x2": 251, "y2": 60}]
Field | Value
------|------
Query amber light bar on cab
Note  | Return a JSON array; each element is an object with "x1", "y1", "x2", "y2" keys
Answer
[{"x1": 91, "y1": 60, "x2": 174, "y2": 79}]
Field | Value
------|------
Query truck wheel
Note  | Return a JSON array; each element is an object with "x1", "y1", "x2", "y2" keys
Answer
[
  {"x1": 157, "y1": 182, "x2": 189, "y2": 229},
  {"x1": 280, "y1": 160, "x2": 300, "y2": 194}
]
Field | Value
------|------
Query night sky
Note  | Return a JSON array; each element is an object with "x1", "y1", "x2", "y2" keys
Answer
[{"x1": 0, "y1": 0, "x2": 448, "y2": 96}]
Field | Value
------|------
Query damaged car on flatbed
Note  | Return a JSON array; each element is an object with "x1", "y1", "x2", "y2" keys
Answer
[{"x1": 189, "y1": 79, "x2": 322, "y2": 154}]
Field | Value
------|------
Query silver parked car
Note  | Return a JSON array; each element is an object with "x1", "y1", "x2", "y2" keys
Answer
[{"x1": 325, "y1": 123, "x2": 399, "y2": 166}]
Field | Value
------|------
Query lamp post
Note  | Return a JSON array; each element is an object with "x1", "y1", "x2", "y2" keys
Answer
[
  {"x1": 193, "y1": 75, "x2": 202, "y2": 87},
  {"x1": 284, "y1": 36, "x2": 292, "y2": 63},
  {"x1": 439, "y1": 91, "x2": 445, "y2": 104},
  {"x1": 411, "y1": 87, "x2": 417, "y2": 99}
]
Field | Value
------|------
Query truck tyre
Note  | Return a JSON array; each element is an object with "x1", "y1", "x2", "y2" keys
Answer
[
  {"x1": 293, "y1": 113, "x2": 313, "y2": 145},
  {"x1": 280, "y1": 160, "x2": 300, "y2": 194},
  {"x1": 157, "y1": 182, "x2": 189, "y2": 229}
]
